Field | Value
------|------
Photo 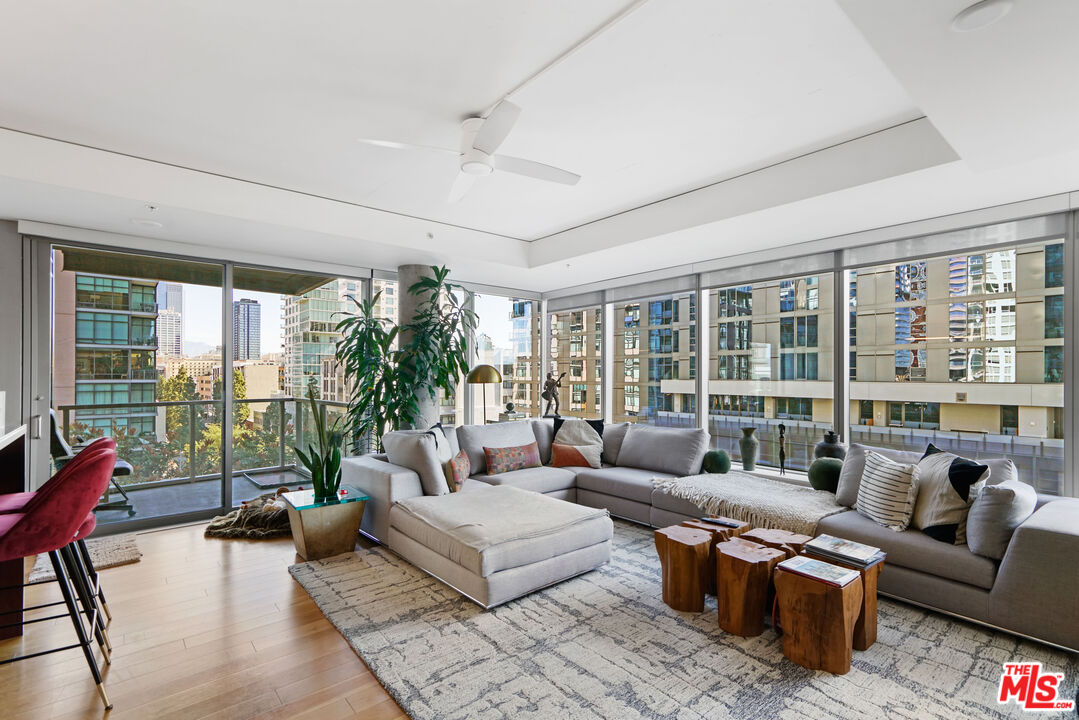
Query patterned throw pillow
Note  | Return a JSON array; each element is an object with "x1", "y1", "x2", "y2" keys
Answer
[
  {"x1": 856, "y1": 451, "x2": 919, "y2": 531},
  {"x1": 913, "y1": 443, "x2": 990, "y2": 544},
  {"x1": 483, "y1": 442, "x2": 541, "y2": 475},
  {"x1": 444, "y1": 450, "x2": 470, "y2": 492},
  {"x1": 551, "y1": 442, "x2": 603, "y2": 468}
]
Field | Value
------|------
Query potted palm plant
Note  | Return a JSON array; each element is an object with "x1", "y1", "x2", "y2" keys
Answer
[{"x1": 335, "y1": 266, "x2": 476, "y2": 452}]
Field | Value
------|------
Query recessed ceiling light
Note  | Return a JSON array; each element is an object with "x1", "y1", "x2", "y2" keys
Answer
[
  {"x1": 951, "y1": 0, "x2": 1013, "y2": 32},
  {"x1": 131, "y1": 218, "x2": 163, "y2": 229}
]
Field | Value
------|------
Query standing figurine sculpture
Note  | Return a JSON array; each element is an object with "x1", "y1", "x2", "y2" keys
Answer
[
  {"x1": 541, "y1": 371, "x2": 567, "y2": 416},
  {"x1": 778, "y1": 423, "x2": 787, "y2": 476}
]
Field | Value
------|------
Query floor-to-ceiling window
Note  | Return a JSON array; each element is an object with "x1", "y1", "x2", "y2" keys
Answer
[
  {"x1": 612, "y1": 292, "x2": 696, "y2": 427},
  {"x1": 849, "y1": 237, "x2": 1065, "y2": 494},
  {"x1": 547, "y1": 306, "x2": 602, "y2": 418},
  {"x1": 471, "y1": 295, "x2": 541, "y2": 421},
  {"x1": 707, "y1": 274, "x2": 834, "y2": 471}
]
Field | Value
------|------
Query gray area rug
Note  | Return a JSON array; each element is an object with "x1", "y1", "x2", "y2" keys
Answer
[
  {"x1": 289, "y1": 521, "x2": 1077, "y2": 719},
  {"x1": 29, "y1": 534, "x2": 142, "y2": 583}
]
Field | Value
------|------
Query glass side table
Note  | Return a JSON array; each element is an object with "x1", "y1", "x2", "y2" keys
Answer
[{"x1": 281, "y1": 485, "x2": 369, "y2": 561}]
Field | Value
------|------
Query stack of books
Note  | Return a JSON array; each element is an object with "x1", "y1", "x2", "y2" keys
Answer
[
  {"x1": 803, "y1": 534, "x2": 885, "y2": 568},
  {"x1": 776, "y1": 556, "x2": 860, "y2": 587}
]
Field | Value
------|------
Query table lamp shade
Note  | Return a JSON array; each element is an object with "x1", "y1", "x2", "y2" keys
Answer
[{"x1": 466, "y1": 364, "x2": 502, "y2": 384}]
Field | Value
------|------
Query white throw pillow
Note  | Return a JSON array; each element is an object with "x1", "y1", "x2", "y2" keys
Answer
[
  {"x1": 855, "y1": 451, "x2": 919, "y2": 531},
  {"x1": 912, "y1": 444, "x2": 990, "y2": 545},
  {"x1": 552, "y1": 418, "x2": 603, "y2": 469}
]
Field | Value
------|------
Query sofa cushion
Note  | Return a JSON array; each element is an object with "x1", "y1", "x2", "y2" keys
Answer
[
  {"x1": 389, "y1": 485, "x2": 612, "y2": 577},
  {"x1": 446, "y1": 450, "x2": 470, "y2": 492},
  {"x1": 576, "y1": 466, "x2": 676, "y2": 504},
  {"x1": 457, "y1": 421, "x2": 538, "y2": 475},
  {"x1": 382, "y1": 431, "x2": 449, "y2": 496},
  {"x1": 552, "y1": 419, "x2": 603, "y2": 469},
  {"x1": 472, "y1": 466, "x2": 577, "y2": 494},
  {"x1": 912, "y1": 444, "x2": 989, "y2": 544},
  {"x1": 856, "y1": 451, "x2": 919, "y2": 531},
  {"x1": 615, "y1": 425, "x2": 709, "y2": 477},
  {"x1": 484, "y1": 442, "x2": 542, "y2": 475},
  {"x1": 530, "y1": 419, "x2": 554, "y2": 465},
  {"x1": 836, "y1": 443, "x2": 923, "y2": 508},
  {"x1": 651, "y1": 487, "x2": 706, "y2": 516},
  {"x1": 816, "y1": 509, "x2": 998, "y2": 590},
  {"x1": 966, "y1": 479, "x2": 1037, "y2": 560},
  {"x1": 602, "y1": 422, "x2": 630, "y2": 465}
]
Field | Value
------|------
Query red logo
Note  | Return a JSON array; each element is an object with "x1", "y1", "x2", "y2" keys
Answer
[{"x1": 997, "y1": 662, "x2": 1075, "y2": 712}]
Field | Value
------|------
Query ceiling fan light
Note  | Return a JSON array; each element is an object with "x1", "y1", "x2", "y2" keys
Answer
[
  {"x1": 461, "y1": 160, "x2": 493, "y2": 176},
  {"x1": 951, "y1": 0, "x2": 1013, "y2": 32}
]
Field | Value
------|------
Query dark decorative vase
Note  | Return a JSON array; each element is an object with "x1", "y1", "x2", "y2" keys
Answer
[
  {"x1": 739, "y1": 428, "x2": 759, "y2": 471},
  {"x1": 814, "y1": 430, "x2": 847, "y2": 460},
  {"x1": 505, "y1": 401, "x2": 515, "y2": 413}
]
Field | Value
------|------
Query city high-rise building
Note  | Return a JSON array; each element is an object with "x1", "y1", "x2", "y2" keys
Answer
[
  {"x1": 52, "y1": 250, "x2": 159, "y2": 436},
  {"x1": 157, "y1": 308, "x2": 183, "y2": 357},
  {"x1": 283, "y1": 280, "x2": 347, "y2": 396},
  {"x1": 233, "y1": 298, "x2": 261, "y2": 361},
  {"x1": 163, "y1": 282, "x2": 183, "y2": 313}
]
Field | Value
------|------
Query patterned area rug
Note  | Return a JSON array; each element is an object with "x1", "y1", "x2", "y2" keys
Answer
[
  {"x1": 289, "y1": 521, "x2": 1077, "y2": 719},
  {"x1": 29, "y1": 535, "x2": 142, "y2": 583}
]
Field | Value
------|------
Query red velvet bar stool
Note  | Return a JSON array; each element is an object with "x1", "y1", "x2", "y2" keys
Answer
[
  {"x1": 0, "y1": 448, "x2": 118, "y2": 709},
  {"x1": 0, "y1": 437, "x2": 117, "y2": 622}
]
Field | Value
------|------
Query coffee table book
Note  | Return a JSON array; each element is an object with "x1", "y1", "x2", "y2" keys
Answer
[
  {"x1": 804, "y1": 534, "x2": 884, "y2": 567},
  {"x1": 776, "y1": 556, "x2": 860, "y2": 588}
]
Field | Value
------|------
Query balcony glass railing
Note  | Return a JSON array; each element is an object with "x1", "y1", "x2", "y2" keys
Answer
[{"x1": 58, "y1": 396, "x2": 352, "y2": 524}]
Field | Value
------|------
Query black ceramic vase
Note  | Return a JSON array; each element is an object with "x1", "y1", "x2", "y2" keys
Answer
[{"x1": 814, "y1": 430, "x2": 847, "y2": 460}]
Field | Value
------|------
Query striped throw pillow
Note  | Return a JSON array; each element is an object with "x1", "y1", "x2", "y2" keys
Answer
[{"x1": 856, "y1": 451, "x2": 919, "y2": 531}]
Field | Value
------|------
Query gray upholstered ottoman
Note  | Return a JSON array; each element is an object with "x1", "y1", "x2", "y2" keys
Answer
[{"x1": 388, "y1": 485, "x2": 613, "y2": 608}]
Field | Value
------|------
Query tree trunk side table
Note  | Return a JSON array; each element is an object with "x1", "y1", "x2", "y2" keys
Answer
[
  {"x1": 681, "y1": 518, "x2": 749, "y2": 594},
  {"x1": 282, "y1": 486, "x2": 368, "y2": 561},
  {"x1": 741, "y1": 528, "x2": 813, "y2": 558},
  {"x1": 774, "y1": 567, "x2": 863, "y2": 674},
  {"x1": 802, "y1": 552, "x2": 885, "y2": 651},
  {"x1": 654, "y1": 526, "x2": 712, "y2": 612},
  {"x1": 716, "y1": 537, "x2": 785, "y2": 637}
]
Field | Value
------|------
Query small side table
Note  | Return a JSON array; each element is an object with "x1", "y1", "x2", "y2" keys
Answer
[
  {"x1": 774, "y1": 567, "x2": 863, "y2": 674},
  {"x1": 681, "y1": 518, "x2": 749, "y2": 594},
  {"x1": 654, "y1": 526, "x2": 712, "y2": 612},
  {"x1": 741, "y1": 528, "x2": 812, "y2": 558},
  {"x1": 803, "y1": 551, "x2": 885, "y2": 650},
  {"x1": 282, "y1": 486, "x2": 368, "y2": 561},
  {"x1": 716, "y1": 537, "x2": 784, "y2": 637}
]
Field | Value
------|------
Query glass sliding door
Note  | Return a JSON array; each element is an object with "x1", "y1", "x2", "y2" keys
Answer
[
  {"x1": 471, "y1": 295, "x2": 542, "y2": 421},
  {"x1": 53, "y1": 245, "x2": 226, "y2": 526}
]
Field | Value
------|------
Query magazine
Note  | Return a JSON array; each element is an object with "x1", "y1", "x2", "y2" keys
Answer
[
  {"x1": 804, "y1": 534, "x2": 883, "y2": 567},
  {"x1": 777, "y1": 556, "x2": 860, "y2": 587}
]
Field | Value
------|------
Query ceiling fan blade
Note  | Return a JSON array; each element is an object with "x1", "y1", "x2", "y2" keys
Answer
[
  {"x1": 472, "y1": 101, "x2": 521, "y2": 155},
  {"x1": 356, "y1": 138, "x2": 456, "y2": 154},
  {"x1": 447, "y1": 172, "x2": 477, "y2": 203},
  {"x1": 494, "y1": 155, "x2": 581, "y2": 186}
]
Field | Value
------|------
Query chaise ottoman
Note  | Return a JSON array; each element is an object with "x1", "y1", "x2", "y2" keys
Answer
[{"x1": 387, "y1": 485, "x2": 613, "y2": 608}]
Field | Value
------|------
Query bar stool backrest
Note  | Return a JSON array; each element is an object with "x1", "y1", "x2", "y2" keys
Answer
[{"x1": 21, "y1": 437, "x2": 116, "y2": 517}]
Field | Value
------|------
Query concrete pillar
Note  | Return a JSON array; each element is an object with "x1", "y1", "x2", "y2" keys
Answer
[{"x1": 397, "y1": 265, "x2": 440, "y2": 428}]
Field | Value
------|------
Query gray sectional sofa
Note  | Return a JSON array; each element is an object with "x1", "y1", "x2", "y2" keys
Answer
[
  {"x1": 342, "y1": 418, "x2": 711, "y2": 543},
  {"x1": 342, "y1": 420, "x2": 1079, "y2": 651}
]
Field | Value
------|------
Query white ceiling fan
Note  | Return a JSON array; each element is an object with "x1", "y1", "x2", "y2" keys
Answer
[{"x1": 357, "y1": 100, "x2": 581, "y2": 202}]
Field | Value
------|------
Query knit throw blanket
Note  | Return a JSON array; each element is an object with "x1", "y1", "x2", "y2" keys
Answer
[
  {"x1": 205, "y1": 488, "x2": 292, "y2": 539},
  {"x1": 653, "y1": 472, "x2": 846, "y2": 536}
]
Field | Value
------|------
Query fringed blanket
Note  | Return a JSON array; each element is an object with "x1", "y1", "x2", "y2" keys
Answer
[
  {"x1": 205, "y1": 488, "x2": 292, "y2": 539},
  {"x1": 653, "y1": 472, "x2": 845, "y2": 536}
]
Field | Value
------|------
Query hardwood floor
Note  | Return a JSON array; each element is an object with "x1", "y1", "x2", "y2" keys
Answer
[{"x1": 0, "y1": 524, "x2": 405, "y2": 719}]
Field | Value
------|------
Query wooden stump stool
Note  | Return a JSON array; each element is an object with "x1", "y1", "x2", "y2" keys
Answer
[
  {"x1": 681, "y1": 518, "x2": 749, "y2": 594},
  {"x1": 805, "y1": 555, "x2": 884, "y2": 651},
  {"x1": 774, "y1": 568, "x2": 863, "y2": 674},
  {"x1": 716, "y1": 537, "x2": 784, "y2": 637},
  {"x1": 654, "y1": 526, "x2": 712, "y2": 612},
  {"x1": 741, "y1": 528, "x2": 812, "y2": 558}
]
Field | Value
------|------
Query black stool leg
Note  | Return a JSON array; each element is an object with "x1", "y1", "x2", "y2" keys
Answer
[
  {"x1": 49, "y1": 550, "x2": 112, "y2": 710},
  {"x1": 62, "y1": 545, "x2": 111, "y2": 658},
  {"x1": 76, "y1": 539, "x2": 111, "y2": 623}
]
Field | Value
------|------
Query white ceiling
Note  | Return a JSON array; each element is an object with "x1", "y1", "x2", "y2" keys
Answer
[{"x1": 0, "y1": 0, "x2": 1077, "y2": 291}]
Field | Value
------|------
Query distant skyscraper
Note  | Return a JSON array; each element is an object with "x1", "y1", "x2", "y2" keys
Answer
[
  {"x1": 164, "y1": 282, "x2": 183, "y2": 313},
  {"x1": 157, "y1": 308, "x2": 183, "y2": 357},
  {"x1": 233, "y1": 298, "x2": 262, "y2": 360}
]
